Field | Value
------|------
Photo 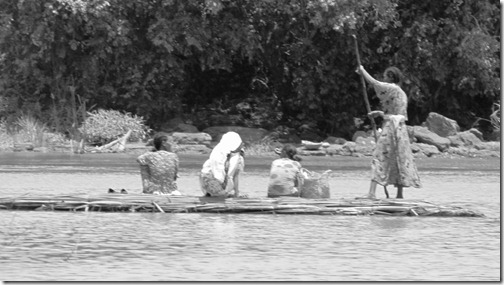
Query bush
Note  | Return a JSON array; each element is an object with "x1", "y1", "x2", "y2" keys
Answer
[{"x1": 79, "y1": 109, "x2": 150, "y2": 145}]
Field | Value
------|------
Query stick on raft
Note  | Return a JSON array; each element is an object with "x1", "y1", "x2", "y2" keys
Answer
[{"x1": 0, "y1": 193, "x2": 484, "y2": 217}]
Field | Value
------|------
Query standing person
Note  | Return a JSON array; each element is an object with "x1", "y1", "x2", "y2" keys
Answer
[
  {"x1": 200, "y1": 131, "x2": 245, "y2": 198},
  {"x1": 137, "y1": 133, "x2": 181, "y2": 195},
  {"x1": 267, "y1": 144, "x2": 303, "y2": 198},
  {"x1": 356, "y1": 65, "x2": 421, "y2": 199}
]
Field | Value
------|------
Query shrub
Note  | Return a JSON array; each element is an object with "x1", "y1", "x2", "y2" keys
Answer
[
  {"x1": 14, "y1": 114, "x2": 48, "y2": 146},
  {"x1": 79, "y1": 109, "x2": 150, "y2": 145}
]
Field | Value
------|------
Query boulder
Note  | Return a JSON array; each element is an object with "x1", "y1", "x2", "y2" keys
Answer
[
  {"x1": 342, "y1": 141, "x2": 357, "y2": 156},
  {"x1": 298, "y1": 125, "x2": 325, "y2": 142},
  {"x1": 406, "y1": 125, "x2": 417, "y2": 143},
  {"x1": 173, "y1": 144, "x2": 211, "y2": 154},
  {"x1": 468, "y1": 128, "x2": 484, "y2": 141},
  {"x1": 352, "y1": 130, "x2": 369, "y2": 142},
  {"x1": 414, "y1": 143, "x2": 440, "y2": 157},
  {"x1": 448, "y1": 135, "x2": 464, "y2": 148},
  {"x1": 160, "y1": 118, "x2": 199, "y2": 133},
  {"x1": 354, "y1": 136, "x2": 376, "y2": 156},
  {"x1": 13, "y1": 143, "x2": 34, "y2": 152},
  {"x1": 412, "y1": 126, "x2": 451, "y2": 151},
  {"x1": 475, "y1": 141, "x2": 500, "y2": 151},
  {"x1": 202, "y1": 126, "x2": 270, "y2": 144},
  {"x1": 324, "y1": 136, "x2": 347, "y2": 145},
  {"x1": 325, "y1": 144, "x2": 345, "y2": 156},
  {"x1": 176, "y1": 123, "x2": 199, "y2": 133},
  {"x1": 449, "y1": 131, "x2": 483, "y2": 148},
  {"x1": 424, "y1": 112, "x2": 460, "y2": 137},
  {"x1": 297, "y1": 149, "x2": 327, "y2": 156},
  {"x1": 171, "y1": 132, "x2": 212, "y2": 145}
]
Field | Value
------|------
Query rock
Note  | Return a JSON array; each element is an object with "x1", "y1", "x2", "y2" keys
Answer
[
  {"x1": 298, "y1": 127, "x2": 324, "y2": 142},
  {"x1": 171, "y1": 132, "x2": 212, "y2": 145},
  {"x1": 407, "y1": 125, "x2": 417, "y2": 143},
  {"x1": 352, "y1": 130, "x2": 369, "y2": 142},
  {"x1": 278, "y1": 133, "x2": 301, "y2": 144},
  {"x1": 424, "y1": 112, "x2": 460, "y2": 137},
  {"x1": 160, "y1": 118, "x2": 199, "y2": 133},
  {"x1": 298, "y1": 149, "x2": 327, "y2": 156},
  {"x1": 475, "y1": 141, "x2": 500, "y2": 151},
  {"x1": 354, "y1": 136, "x2": 376, "y2": 156},
  {"x1": 449, "y1": 131, "x2": 484, "y2": 149},
  {"x1": 173, "y1": 144, "x2": 211, "y2": 154},
  {"x1": 13, "y1": 143, "x2": 34, "y2": 152},
  {"x1": 324, "y1": 136, "x2": 347, "y2": 145},
  {"x1": 468, "y1": 128, "x2": 484, "y2": 141},
  {"x1": 414, "y1": 143, "x2": 440, "y2": 157},
  {"x1": 448, "y1": 134, "x2": 464, "y2": 147},
  {"x1": 202, "y1": 126, "x2": 270, "y2": 144},
  {"x1": 325, "y1": 144, "x2": 345, "y2": 156},
  {"x1": 412, "y1": 126, "x2": 451, "y2": 151},
  {"x1": 342, "y1": 141, "x2": 357, "y2": 156},
  {"x1": 410, "y1": 143, "x2": 421, "y2": 153},
  {"x1": 177, "y1": 123, "x2": 199, "y2": 133},
  {"x1": 458, "y1": 131, "x2": 483, "y2": 147},
  {"x1": 34, "y1": 147, "x2": 50, "y2": 153}
]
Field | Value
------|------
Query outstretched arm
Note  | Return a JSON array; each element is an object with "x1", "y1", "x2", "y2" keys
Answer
[{"x1": 357, "y1": 65, "x2": 382, "y2": 86}]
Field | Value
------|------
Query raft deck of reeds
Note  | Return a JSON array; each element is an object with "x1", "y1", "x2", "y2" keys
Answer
[{"x1": 0, "y1": 193, "x2": 484, "y2": 217}]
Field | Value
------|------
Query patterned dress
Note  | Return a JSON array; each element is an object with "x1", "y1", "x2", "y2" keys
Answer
[
  {"x1": 367, "y1": 75, "x2": 421, "y2": 188},
  {"x1": 267, "y1": 158, "x2": 303, "y2": 197},
  {"x1": 137, "y1": 150, "x2": 179, "y2": 194}
]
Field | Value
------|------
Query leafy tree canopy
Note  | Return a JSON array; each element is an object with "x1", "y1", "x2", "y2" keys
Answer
[{"x1": 0, "y1": 0, "x2": 500, "y2": 139}]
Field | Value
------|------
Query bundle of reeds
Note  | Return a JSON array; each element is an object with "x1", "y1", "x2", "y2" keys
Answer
[{"x1": 0, "y1": 194, "x2": 485, "y2": 217}]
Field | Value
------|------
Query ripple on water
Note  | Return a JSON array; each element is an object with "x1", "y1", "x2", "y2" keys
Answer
[{"x1": 0, "y1": 154, "x2": 500, "y2": 281}]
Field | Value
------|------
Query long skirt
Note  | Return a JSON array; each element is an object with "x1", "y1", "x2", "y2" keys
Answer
[{"x1": 371, "y1": 118, "x2": 421, "y2": 188}]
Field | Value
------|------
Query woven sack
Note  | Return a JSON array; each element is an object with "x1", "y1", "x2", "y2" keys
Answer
[{"x1": 299, "y1": 169, "x2": 331, "y2": 199}]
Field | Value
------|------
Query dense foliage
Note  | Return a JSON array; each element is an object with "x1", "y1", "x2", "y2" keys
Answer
[{"x1": 0, "y1": 0, "x2": 500, "y2": 140}]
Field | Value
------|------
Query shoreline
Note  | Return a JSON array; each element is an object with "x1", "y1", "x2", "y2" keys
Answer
[{"x1": 2, "y1": 140, "x2": 500, "y2": 160}]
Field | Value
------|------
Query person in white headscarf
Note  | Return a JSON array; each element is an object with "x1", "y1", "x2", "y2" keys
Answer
[{"x1": 200, "y1": 131, "x2": 245, "y2": 197}]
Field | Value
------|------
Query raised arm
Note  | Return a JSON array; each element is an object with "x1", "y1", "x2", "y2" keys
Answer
[{"x1": 358, "y1": 65, "x2": 382, "y2": 87}]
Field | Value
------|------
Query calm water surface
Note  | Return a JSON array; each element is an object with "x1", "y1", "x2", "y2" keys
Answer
[{"x1": 0, "y1": 152, "x2": 500, "y2": 281}]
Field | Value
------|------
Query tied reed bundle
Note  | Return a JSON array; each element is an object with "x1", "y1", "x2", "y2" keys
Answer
[{"x1": 0, "y1": 193, "x2": 485, "y2": 217}]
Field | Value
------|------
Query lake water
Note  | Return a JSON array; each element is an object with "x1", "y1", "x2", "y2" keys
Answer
[{"x1": 0, "y1": 152, "x2": 500, "y2": 281}]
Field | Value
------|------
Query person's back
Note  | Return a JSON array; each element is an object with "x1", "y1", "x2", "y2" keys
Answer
[
  {"x1": 137, "y1": 134, "x2": 179, "y2": 195},
  {"x1": 200, "y1": 131, "x2": 245, "y2": 197},
  {"x1": 267, "y1": 145, "x2": 302, "y2": 198}
]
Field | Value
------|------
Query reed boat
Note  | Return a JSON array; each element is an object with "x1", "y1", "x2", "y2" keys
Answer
[{"x1": 0, "y1": 193, "x2": 484, "y2": 217}]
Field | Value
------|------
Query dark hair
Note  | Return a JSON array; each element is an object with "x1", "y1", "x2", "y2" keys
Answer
[
  {"x1": 384, "y1": 66, "x2": 403, "y2": 85},
  {"x1": 281, "y1": 144, "x2": 301, "y2": 162},
  {"x1": 153, "y1": 134, "x2": 171, "y2": 152}
]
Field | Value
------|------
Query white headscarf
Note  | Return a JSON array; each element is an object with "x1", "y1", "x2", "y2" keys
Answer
[{"x1": 202, "y1": 132, "x2": 243, "y2": 183}]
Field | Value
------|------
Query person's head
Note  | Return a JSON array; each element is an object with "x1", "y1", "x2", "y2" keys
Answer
[
  {"x1": 219, "y1": 131, "x2": 243, "y2": 154},
  {"x1": 383, "y1": 66, "x2": 403, "y2": 85},
  {"x1": 153, "y1": 133, "x2": 171, "y2": 152},
  {"x1": 278, "y1": 144, "x2": 301, "y2": 162}
]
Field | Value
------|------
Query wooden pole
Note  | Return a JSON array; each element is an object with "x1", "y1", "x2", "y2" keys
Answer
[
  {"x1": 352, "y1": 35, "x2": 378, "y2": 142},
  {"x1": 352, "y1": 35, "x2": 389, "y2": 199}
]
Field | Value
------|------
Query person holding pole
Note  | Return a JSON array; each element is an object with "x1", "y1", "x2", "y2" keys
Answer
[{"x1": 355, "y1": 65, "x2": 421, "y2": 199}]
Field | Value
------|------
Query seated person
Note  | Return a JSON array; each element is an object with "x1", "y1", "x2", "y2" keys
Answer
[
  {"x1": 200, "y1": 131, "x2": 245, "y2": 198},
  {"x1": 267, "y1": 144, "x2": 303, "y2": 198},
  {"x1": 137, "y1": 133, "x2": 181, "y2": 195}
]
